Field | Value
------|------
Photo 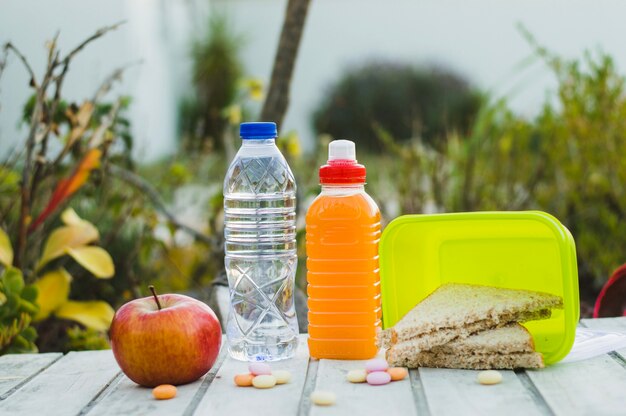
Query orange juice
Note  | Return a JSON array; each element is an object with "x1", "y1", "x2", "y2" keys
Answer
[{"x1": 306, "y1": 140, "x2": 381, "y2": 359}]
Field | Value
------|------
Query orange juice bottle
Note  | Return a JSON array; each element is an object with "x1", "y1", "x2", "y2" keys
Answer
[{"x1": 306, "y1": 140, "x2": 382, "y2": 359}]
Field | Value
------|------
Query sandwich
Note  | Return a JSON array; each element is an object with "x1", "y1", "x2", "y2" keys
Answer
[
  {"x1": 380, "y1": 283, "x2": 563, "y2": 351},
  {"x1": 387, "y1": 323, "x2": 544, "y2": 369}
]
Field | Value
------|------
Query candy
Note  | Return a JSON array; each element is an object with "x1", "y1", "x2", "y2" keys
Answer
[
  {"x1": 152, "y1": 384, "x2": 177, "y2": 400},
  {"x1": 273, "y1": 370, "x2": 292, "y2": 385},
  {"x1": 365, "y1": 358, "x2": 389, "y2": 373},
  {"x1": 366, "y1": 371, "x2": 391, "y2": 386},
  {"x1": 477, "y1": 370, "x2": 502, "y2": 385},
  {"x1": 387, "y1": 367, "x2": 408, "y2": 381},
  {"x1": 310, "y1": 390, "x2": 336, "y2": 406},
  {"x1": 234, "y1": 373, "x2": 255, "y2": 387},
  {"x1": 252, "y1": 374, "x2": 277, "y2": 389},
  {"x1": 248, "y1": 362, "x2": 272, "y2": 376},
  {"x1": 346, "y1": 369, "x2": 368, "y2": 383}
]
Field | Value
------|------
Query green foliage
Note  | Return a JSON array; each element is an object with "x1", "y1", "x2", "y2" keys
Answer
[
  {"x1": 0, "y1": 267, "x2": 39, "y2": 354},
  {"x1": 0, "y1": 26, "x2": 143, "y2": 353},
  {"x1": 179, "y1": 15, "x2": 244, "y2": 152},
  {"x1": 66, "y1": 326, "x2": 110, "y2": 351},
  {"x1": 313, "y1": 62, "x2": 483, "y2": 151},
  {"x1": 374, "y1": 46, "x2": 626, "y2": 295}
]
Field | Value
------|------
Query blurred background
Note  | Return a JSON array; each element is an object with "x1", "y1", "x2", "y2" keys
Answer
[{"x1": 1, "y1": 0, "x2": 625, "y2": 353}]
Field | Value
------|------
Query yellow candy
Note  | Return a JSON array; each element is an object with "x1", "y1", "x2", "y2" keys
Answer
[
  {"x1": 387, "y1": 367, "x2": 408, "y2": 381},
  {"x1": 311, "y1": 390, "x2": 336, "y2": 406},
  {"x1": 273, "y1": 370, "x2": 292, "y2": 385},
  {"x1": 152, "y1": 384, "x2": 177, "y2": 400},
  {"x1": 252, "y1": 374, "x2": 277, "y2": 389},
  {"x1": 477, "y1": 370, "x2": 502, "y2": 385},
  {"x1": 234, "y1": 373, "x2": 255, "y2": 387},
  {"x1": 346, "y1": 369, "x2": 367, "y2": 383}
]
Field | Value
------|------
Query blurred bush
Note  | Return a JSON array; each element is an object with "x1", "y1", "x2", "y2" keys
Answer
[
  {"x1": 370, "y1": 44, "x2": 626, "y2": 310},
  {"x1": 179, "y1": 16, "x2": 243, "y2": 153},
  {"x1": 312, "y1": 61, "x2": 482, "y2": 151},
  {"x1": 0, "y1": 25, "x2": 220, "y2": 353}
]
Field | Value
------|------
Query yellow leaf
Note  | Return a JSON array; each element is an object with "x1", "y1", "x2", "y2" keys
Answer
[
  {"x1": 66, "y1": 246, "x2": 114, "y2": 278},
  {"x1": 61, "y1": 208, "x2": 87, "y2": 227},
  {"x1": 0, "y1": 228, "x2": 13, "y2": 267},
  {"x1": 55, "y1": 300, "x2": 114, "y2": 331},
  {"x1": 38, "y1": 224, "x2": 99, "y2": 269},
  {"x1": 33, "y1": 269, "x2": 72, "y2": 321}
]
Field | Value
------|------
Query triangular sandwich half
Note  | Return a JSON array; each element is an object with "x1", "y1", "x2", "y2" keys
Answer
[
  {"x1": 380, "y1": 283, "x2": 563, "y2": 350},
  {"x1": 386, "y1": 323, "x2": 544, "y2": 369}
]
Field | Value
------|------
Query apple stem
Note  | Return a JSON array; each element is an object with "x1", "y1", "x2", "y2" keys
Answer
[{"x1": 149, "y1": 285, "x2": 162, "y2": 311}]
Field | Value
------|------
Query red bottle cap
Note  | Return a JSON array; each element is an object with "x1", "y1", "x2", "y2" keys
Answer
[{"x1": 319, "y1": 140, "x2": 366, "y2": 184}]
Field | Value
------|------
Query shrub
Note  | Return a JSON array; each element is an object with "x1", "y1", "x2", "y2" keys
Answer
[
  {"x1": 312, "y1": 61, "x2": 482, "y2": 151},
  {"x1": 374, "y1": 45, "x2": 626, "y2": 309}
]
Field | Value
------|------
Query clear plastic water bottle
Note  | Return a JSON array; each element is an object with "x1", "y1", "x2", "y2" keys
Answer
[{"x1": 223, "y1": 122, "x2": 299, "y2": 361}]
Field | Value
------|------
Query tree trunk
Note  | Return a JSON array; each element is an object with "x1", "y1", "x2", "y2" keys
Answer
[{"x1": 260, "y1": 0, "x2": 311, "y2": 127}]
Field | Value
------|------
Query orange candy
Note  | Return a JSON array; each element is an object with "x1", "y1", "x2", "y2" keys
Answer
[
  {"x1": 234, "y1": 373, "x2": 255, "y2": 387},
  {"x1": 387, "y1": 367, "x2": 408, "y2": 381},
  {"x1": 152, "y1": 384, "x2": 177, "y2": 400}
]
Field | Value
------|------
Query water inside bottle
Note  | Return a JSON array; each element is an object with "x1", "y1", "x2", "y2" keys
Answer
[{"x1": 224, "y1": 153, "x2": 299, "y2": 361}]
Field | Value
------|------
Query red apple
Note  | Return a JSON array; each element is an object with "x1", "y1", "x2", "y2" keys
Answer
[{"x1": 110, "y1": 286, "x2": 221, "y2": 387}]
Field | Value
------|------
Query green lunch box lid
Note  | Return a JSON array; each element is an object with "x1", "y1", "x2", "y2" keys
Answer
[{"x1": 379, "y1": 210, "x2": 579, "y2": 365}]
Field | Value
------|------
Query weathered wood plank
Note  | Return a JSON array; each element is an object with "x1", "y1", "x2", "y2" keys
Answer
[
  {"x1": 419, "y1": 367, "x2": 543, "y2": 416},
  {"x1": 310, "y1": 358, "x2": 417, "y2": 416},
  {"x1": 581, "y1": 317, "x2": 626, "y2": 360},
  {"x1": 84, "y1": 342, "x2": 228, "y2": 416},
  {"x1": 0, "y1": 353, "x2": 62, "y2": 399},
  {"x1": 0, "y1": 350, "x2": 119, "y2": 416},
  {"x1": 86, "y1": 375, "x2": 202, "y2": 415},
  {"x1": 192, "y1": 335, "x2": 310, "y2": 416},
  {"x1": 526, "y1": 353, "x2": 626, "y2": 415}
]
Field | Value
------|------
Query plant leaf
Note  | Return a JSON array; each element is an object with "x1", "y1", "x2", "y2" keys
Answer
[
  {"x1": 0, "y1": 227, "x2": 13, "y2": 266},
  {"x1": 61, "y1": 208, "x2": 88, "y2": 227},
  {"x1": 33, "y1": 269, "x2": 71, "y2": 321},
  {"x1": 66, "y1": 246, "x2": 115, "y2": 278},
  {"x1": 18, "y1": 298, "x2": 39, "y2": 315},
  {"x1": 20, "y1": 285, "x2": 38, "y2": 303},
  {"x1": 2, "y1": 267, "x2": 24, "y2": 295},
  {"x1": 21, "y1": 326, "x2": 37, "y2": 342},
  {"x1": 66, "y1": 101, "x2": 94, "y2": 145},
  {"x1": 29, "y1": 149, "x2": 101, "y2": 231},
  {"x1": 38, "y1": 224, "x2": 99, "y2": 269},
  {"x1": 55, "y1": 300, "x2": 114, "y2": 331}
]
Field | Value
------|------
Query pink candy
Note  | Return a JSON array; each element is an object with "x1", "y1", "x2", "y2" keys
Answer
[
  {"x1": 366, "y1": 371, "x2": 391, "y2": 386},
  {"x1": 248, "y1": 362, "x2": 272, "y2": 376},
  {"x1": 364, "y1": 358, "x2": 392, "y2": 386},
  {"x1": 365, "y1": 358, "x2": 389, "y2": 373}
]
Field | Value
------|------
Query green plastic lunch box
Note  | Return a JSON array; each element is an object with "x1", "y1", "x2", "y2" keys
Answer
[{"x1": 379, "y1": 211, "x2": 579, "y2": 365}]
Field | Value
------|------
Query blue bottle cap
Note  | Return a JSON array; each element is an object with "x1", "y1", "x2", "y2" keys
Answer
[{"x1": 240, "y1": 122, "x2": 278, "y2": 139}]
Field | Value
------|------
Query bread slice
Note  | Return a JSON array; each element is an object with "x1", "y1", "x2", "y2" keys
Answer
[
  {"x1": 380, "y1": 283, "x2": 563, "y2": 349},
  {"x1": 387, "y1": 323, "x2": 545, "y2": 369},
  {"x1": 389, "y1": 351, "x2": 544, "y2": 370},
  {"x1": 431, "y1": 323, "x2": 536, "y2": 354}
]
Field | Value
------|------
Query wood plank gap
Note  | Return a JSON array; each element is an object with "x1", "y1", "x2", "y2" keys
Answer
[
  {"x1": 297, "y1": 358, "x2": 318, "y2": 416},
  {"x1": 0, "y1": 353, "x2": 64, "y2": 400},
  {"x1": 77, "y1": 371, "x2": 123, "y2": 416},
  {"x1": 409, "y1": 369, "x2": 430, "y2": 416},
  {"x1": 514, "y1": 370, "x2": 555, "y2": 416},
  {"x1": 608, "y1": 351, "x2": 626, "y2": 370},
  {"x1": 182, "y1": 341, "x2": 229, "y2": 416}
]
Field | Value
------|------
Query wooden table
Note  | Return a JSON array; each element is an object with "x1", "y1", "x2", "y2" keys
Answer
[{"x1": 1, "y1": 317, "x2": 626, "y2": 416}]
